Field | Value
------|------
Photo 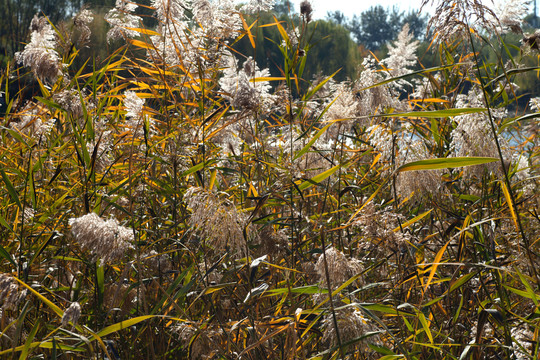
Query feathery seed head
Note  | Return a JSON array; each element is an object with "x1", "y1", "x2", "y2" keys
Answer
[
  {"x1": 492, "y1": 0, "x2": 529, "y2": 34},
  {"x1": 315, "y1": 247, "x2": 363, "y2": 290},
  {"x1": 382, "y1": 24, "x2": 419, "y2": 88},
  {"x1": 73, "y1": 9, "x2": 94, "y2": 45},
  {"x1": 522, "y1": 30, "x2": 540, "y2": 53},
  {"x1": 397, "y1": 139, "x2": 446, "y2": 203},
  {"x1": 322, "y1": 307, "x2": 380, "y2": 352},
  {"x1": 152, "y1": 0, "x2": 185, "y2": 23},
  {"x1": 11, "y1": 102, "x2": 55, "y2": 137},
  {"x1": 423, "y1": 0, "x2": 498, "y2": 44},
  {"x1": 184, "y1": 187, "x2": 248, "y2": 255},
  {"x1": 241, "y1": 0, "x2": 275, "y2": 14},
  {"x1": 105, "y1": 0, "x2": 142, "y2": 43},
  {"x1": 54, "y1": 89, "x2": 84, "y2": 119},
  {"x1": 62, "y1": 302, "x2": 81, "y2": 326},
  {"x1": 15, "y1": 15, "x2": 61, "y2": 83},
  {"x1": 0, "y1": 274, "x2": 27, "y2": 311},
  {"x1": 69, "y1": 213, "x2": 135, "y2": 264},
  {"x1": 124, "y1": 90, "x2": 145, "y2": 119},
  {"x1": 219, "y1": 56, "x2": 273, "y2": 112}
]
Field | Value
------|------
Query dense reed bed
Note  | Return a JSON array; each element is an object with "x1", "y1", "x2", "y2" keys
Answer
[{"x1": 0, "y1": 0, "x2": 539, "y2": 358}]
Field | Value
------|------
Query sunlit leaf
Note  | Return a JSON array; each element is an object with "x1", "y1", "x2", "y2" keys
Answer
[
  {"x1": 92, "y1": 316, "x2": 156, "y2": 339},
  {"x1": 398, "y1": 157, "x2": 498, "y2": 172},
  {"x1": 297, "y1": 164, "x2": 341, "y2": 191},
  {"x1": 382, "y1": 108, "x2": 486, "y2": 118}
]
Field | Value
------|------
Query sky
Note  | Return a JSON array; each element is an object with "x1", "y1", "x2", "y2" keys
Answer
[
  {"x1": 286, "y1": 0, "x2": 432, "y2": 19},
  {"x1": 283, "y1": 0, "x2": 538, "y2": 20}
]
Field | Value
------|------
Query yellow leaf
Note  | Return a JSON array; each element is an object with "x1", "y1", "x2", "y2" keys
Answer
[
  {"x1": 393, "y1": 209, "x2": 432, "y2": 232},
  {"x1": 501, "y1": 181, "x2": 518, "y2": 231},
  {"x1": 240, "y1": 15, "x2": 257, "y2": 49},
  {"x1": 424, "y1": 239, "x2": 451, "y2": 293},
  {"x1": 127, "y1": 39, "x2": 155, "y2": 50},
  {"x1": 123, "y1": 27, "x2": 161, "y2": 36},
  {"x1": 250, "y1": 77, "x2": 288, "y2": 82},
  {"x1": 13, "y1": 277, "x2": 63, "y2": 318}
]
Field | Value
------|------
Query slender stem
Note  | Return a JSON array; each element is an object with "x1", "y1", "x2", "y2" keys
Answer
[
  {"x1": 467, "y1": 29, "x2": 540, "y2": 288},
  {"x1": 320, "y1": 229, "x2": 346, "y2": 359},
  {"x1": 318, "y1": 139, "x2": 345, "y2": 358}
]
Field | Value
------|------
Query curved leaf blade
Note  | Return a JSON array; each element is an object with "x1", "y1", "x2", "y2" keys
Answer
[
  {"x1": 13, "y1": 277, "x2": 63, "y2": 318},
  {"x1": 1, "y1": 169, "x2": 21, "y2": 208},
  {"x1": 381, "y1": 108, "x2": 486, "y2": 118},
  {"x1": 92, "y1": 315, "x2": 155, "y2": 339},
  {"x1": 0, "y1": 243, "x2": 16, "y2": 268},
  {"x1": 297, "y1": 164, "x2": 341, "y2": 191},
  {"x1": 398, "y1": 157, "x2": 498, "y2": 172},
  {"x1": 293, "y1": 121, "x2": 336, "y2": 161}
]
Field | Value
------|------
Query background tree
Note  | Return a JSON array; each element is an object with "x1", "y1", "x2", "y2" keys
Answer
[
  {"x1": 83, "y1": 0, "x2": 115, "y2": 7},
  {"x1": 326, "y1": 10, "x2": 346, "y2": 26},
  {"x1": 324, "y1": 6, "x2": 429, "y2": 51},
  {"x1": 303, "y1": 19, "x2": 361, "y2": 82},
  {"x1": 348, "y1": 6, "x2": 403, "y2": 50},
  {"x1": 233, "y1": 13, "x2": 361, "y2": 89},
  {"x1": 273, "y1": 0, "x2": 294, "y2": 17},
  {"x1": 401, "y1": 10, "x2": 429, "y2": 40}
]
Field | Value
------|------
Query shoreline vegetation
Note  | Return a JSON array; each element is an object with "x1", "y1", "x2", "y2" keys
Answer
[{"x1": 0, "y1": 0, "x2": 539, "y2": 359}]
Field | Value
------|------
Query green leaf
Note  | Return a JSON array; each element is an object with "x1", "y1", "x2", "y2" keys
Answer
[
  {"x1": 504, "y1": 285, "x2": 540, "y2": 302},
  {"x1": 5, "y1": 128, "x2": 29, "y2": 147},
  {"x1": 485, "y1": 66, "x2": 540, "y2": 88},
  {"x1": 303, "y1": 69, "x2": 341, "y2": 101},
  {"x1": 19, "y1": 321, "x2": 40, "y2": 360},
  {"x1": 96, "y1": 263, "x2": 105, "y2": 308},
  {"x1": 381, "y1": 108, "x2": 486, "y2": 118},
  {"x1": 181, "y1": 160, "x2": 214, "y2": 177},
  {"x1": 367, "y1": 343, "x2": 396, "y2": 355},
  {"x1": 297, "y1": 164, "x2": 341, "y2": 191},
  {"x1": 430, "y1": 118, "x2": 441, "y2": 143},
  {"x1": 244, "y1": 283, "x2": 269, "y2": 302},
  {"x1": 27, "y1": 162, "x2": 37, "y2": 209},
  {"x1": 38, "y1": 341, "x2": 84, "y2": 351},
  {"x1": 0, "y1": 243, "x2": 16, "y2": 268},
  {"x1": 51, "y1": 337, "x2": 57, "y2": 360},
  {"x1": 393, "y1": 209, "x2": 432, "y2": 232},
  {"x1": 0, "y1": 342, "x2": 84, "y2": 356},
  {"x1": 358, "y1": 63, "x2": 467, "y2": 91},
  {"x1": 454, "y1": 194, "x2": 481, "y2": 202},
  {"x1": 92, "y1": 315, "x2": 155, "y2": 339},
  {"x1": 397, "y1": 157, "x2": 498, "y2": 172},
  {"x1": 267, "y1": 285, "x2": 327, "y2": 296},
  {"x1": 459, "y1": 341, "x2": 474, "y2": 360},
  {"x1": 297, "y1": 49, "x2": 308, "y2": 79},
  {"x1": 449, "y1": 272, "x2": 476, "y2": 293},
  {"x1": 501, "y1": 112, "x2": 540, "y2": 131},
  {"x1": 514, "y1": 267, "x2": 538, "y2": 307},
  {"x1": 29, "y1": 232, "x2": 59, "y2": 268},
  {"x1": 452, "y1": 292, "x2": 464, "y2": 324},
  {"x1": 293, "y1": 121, "x2": 336, "y2": 160},
  {"x1": 151, "y1": 267, "x2": 193, "y2": 315},
  {"x1": 361, "y1": 303, "x2": 413, "y2": 316},
  {"x1": 0, "y1": 212, "x2": 14, "y2": 233},
  {"x1": 35, "y1": 96, "x2": 62, "y2": 111},
  {"x1": 418, "y1": 312, "x2": 433, "y2": 344},
  {"x1": 1, "y1": 169, "x2": 21, "y2": 208}
]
